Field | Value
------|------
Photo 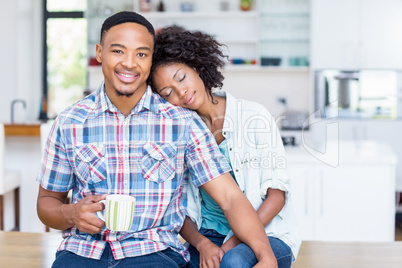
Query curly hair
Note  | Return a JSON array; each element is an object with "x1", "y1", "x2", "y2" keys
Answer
[{"x1": 149, "y1": 26, "x2": 228, "y2": 101}]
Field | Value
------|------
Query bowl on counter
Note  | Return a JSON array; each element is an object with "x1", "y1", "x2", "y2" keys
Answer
[{"x1": 261, "y1": 57, "x2": 282, "y2": 66}]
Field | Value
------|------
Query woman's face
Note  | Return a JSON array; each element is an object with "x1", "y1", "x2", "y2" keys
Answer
[{"x1": 152, "y1": 62, "x2": 207, "y2": 110}]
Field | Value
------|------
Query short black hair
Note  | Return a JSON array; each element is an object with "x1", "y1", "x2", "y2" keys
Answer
[{"x1": 100, "y1": 11, "x2": 155, "y2": 44}]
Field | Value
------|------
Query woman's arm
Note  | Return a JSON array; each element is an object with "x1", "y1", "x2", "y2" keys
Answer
[
  {"x1": 221, "y1": 188, "x2": 285, "y2": 251},
  {"x1": 180, "y1": 216, "x2": 224, "y2": 268},
  {"x1": 201, "y1": 173, "x2": 277, "y2": 267}
]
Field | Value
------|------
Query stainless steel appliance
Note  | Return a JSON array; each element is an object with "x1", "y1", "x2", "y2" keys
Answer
[{"x1": 314, "y1": 69, "x2": 402, "y2": 119}]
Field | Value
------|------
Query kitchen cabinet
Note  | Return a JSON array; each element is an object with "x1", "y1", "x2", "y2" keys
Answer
[
  {"x1": 311, "y1": 0, "x2": 402, "y2": 69},
  {"x1": 286, "y1": 141, "x2": 397, "y2": 241},
  {"x1": 336, "y1": 120, "x2": 402, "y2": 192},
  {"x1": 86, "y1": 0, "x2": 310, "y2": 74},
  {"x1": 259, "y1": 0, "x2": 310, "y2": 67},
  {"x1": 86, "y1": 0, "x2": 310, "y2": 91}
]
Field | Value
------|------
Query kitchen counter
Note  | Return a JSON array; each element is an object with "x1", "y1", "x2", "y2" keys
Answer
[
  {"x1": 285, "y1": 140, "x2": 397, "y2": 165},
  {"x1": 4, "y1": 123, "x2": 41, "y2": 136}
]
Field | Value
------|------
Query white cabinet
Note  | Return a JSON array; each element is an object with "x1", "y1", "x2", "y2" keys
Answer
[
  {"x1": 143, "y1": 11, "x2": 259, "y2": 63},
  {"x1": 311, "y1": 0, "x2": 359, "y2": 69},
  {"x1": 258, "y1": 0, "x2": 310, "y2": 67},
  {"x1": 287, "y1": 141, "x2": 397, "y2": 241},
  {"x1": 311, "y1": 0, "x2": 402, "y2": 69},
  {"x1": 86, "y1": 0, "x2": 310, "y2": 67},
  {"x1": 359, "y1": 0, "x2": 402, "y2": 69},
  {"x1": 337, "y1": 120, "x2": 402, "y2": 191}
]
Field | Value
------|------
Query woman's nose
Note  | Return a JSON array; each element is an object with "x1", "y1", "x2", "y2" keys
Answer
[{"x1": 177, "y1": 88, "x2": 187, "y2": 98}]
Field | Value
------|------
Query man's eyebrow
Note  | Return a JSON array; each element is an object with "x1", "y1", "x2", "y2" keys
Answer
[
  {"x1": 109, "y1": 43, "x2": 126, "y2": 49},
  {"x1": 109, "y1": 44, "x2": 152, "y2": 51},
  {"x1": 137, "y1": 46, "x2": 152, "y2": 51},
  {"x1": 158, "y1": 68, "x2": 182, "y2": 93}
]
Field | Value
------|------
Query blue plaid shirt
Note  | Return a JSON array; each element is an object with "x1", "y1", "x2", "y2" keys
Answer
[{"x1": 36, "y1": 83, "x2": 231, "y2": 261}]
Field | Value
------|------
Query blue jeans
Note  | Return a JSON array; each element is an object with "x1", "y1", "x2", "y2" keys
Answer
[
  {"x1": 187, "y1": 228, "x2": 292, "y2": 268},
  {"x1": 52, "y1": 243, "x2": 187, "y2": 268}
]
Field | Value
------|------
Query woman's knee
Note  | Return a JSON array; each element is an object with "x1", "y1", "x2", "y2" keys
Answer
[{"x1": 220, "y1": 245, "x2": 256, "y2": 268}]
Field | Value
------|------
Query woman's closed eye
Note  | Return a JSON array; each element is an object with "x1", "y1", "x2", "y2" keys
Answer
[
  {"x1": 164, "y1": 89, "x2": 173, "y2": 98},
  {"x1": 178, "y1": 74, "x2": 186, "y2": 82}
]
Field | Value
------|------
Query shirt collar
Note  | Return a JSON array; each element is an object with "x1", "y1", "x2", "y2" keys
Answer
[
  {"x1": 213, "y1": 90, "x2": 235, "y2": 134},
  {"x1": 96, "y1": 82, "x2": 159, "y2": 116}
]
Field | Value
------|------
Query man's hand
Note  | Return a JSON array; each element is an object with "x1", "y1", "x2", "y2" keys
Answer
[
  {"x1": 197, "y1": 239, "x2": 225, "y2": 268},
  {"x1": 65, "y1": 194, "x2": 107, "y2": 234},
  {"x1": 37, "y1": 186, "x2": 107, "y2": 232},
  {"x1": 254, "y1": 251, "x2": 278, "y2": 268}
]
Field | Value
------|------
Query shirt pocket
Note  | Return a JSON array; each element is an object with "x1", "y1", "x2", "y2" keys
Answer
[
  {"x1": 74, "y1": 144, "x2": 107, "y2": 184},
  {"x1": 142, "y1": 142, "x2": 177, "y2": 184}
]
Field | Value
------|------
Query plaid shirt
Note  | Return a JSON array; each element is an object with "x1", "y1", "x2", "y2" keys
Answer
[{"x1": 36, "y1": 83, "x2": 231, "y2": 261}]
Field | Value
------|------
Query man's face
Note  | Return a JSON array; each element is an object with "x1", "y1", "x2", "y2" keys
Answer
[{"x1": 96, "y1": 22, "x2": 154, "y2": 99}]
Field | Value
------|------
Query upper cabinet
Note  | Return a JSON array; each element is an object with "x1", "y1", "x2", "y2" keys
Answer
[
  {"x1": 86, "y1": 0, "x2": 310, "y2": 68},
  {"x1": 259, "y1": 0, "x2": 310, "y2": 68},
  {"x1": 311, "y1": 0, "x2": 402, "y2": 69}
]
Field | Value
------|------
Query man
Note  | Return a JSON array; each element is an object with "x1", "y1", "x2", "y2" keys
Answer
[{"x1": 37, "y1": 11, "x2": 276, "y2": 267}]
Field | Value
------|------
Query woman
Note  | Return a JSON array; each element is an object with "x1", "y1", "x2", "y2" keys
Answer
[{"x1": 149, "y1": 26, "x2": 301, "y2": 268}]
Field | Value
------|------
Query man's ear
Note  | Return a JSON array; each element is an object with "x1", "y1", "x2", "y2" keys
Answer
[{"x1": 95, "y1": 43, "x2": 102, "y2": 63}]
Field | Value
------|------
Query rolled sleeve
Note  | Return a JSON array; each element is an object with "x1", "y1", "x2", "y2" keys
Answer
[
  {"x1": 36, "y1": 119, "x2": 74, "y2": 192},
  {"x1": 258, "y1": 107, "x2": 291, "y2": 198}
]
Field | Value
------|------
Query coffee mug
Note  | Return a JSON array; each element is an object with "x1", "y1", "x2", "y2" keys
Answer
[{"x1": 96, "y1": 194, "x2": 135, "y2": 231}]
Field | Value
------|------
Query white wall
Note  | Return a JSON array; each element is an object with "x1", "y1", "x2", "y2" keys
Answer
[
  {"x1": 0, "y1": 0, "x2": 42, "y2": 123},
  {"x1": 0, "y1": 0, "x2": 43, "y2": 232},
  {"x1": 223, "y1": 68, "x2": 311, "y2": 117}
]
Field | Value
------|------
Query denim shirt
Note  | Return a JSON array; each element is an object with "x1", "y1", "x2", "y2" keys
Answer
[{"x1": 186, "y1": 90, "x2": 301, "y2": 260}]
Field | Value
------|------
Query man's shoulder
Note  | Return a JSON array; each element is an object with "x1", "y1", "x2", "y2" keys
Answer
[
  {"x1": 151, "y1": 92, "x2": 197, "y2": 120},
  {"x1": 57, "y1": 92, "x2": 98, "y2": 125}
]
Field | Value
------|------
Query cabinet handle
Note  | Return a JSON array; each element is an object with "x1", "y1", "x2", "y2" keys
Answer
[
  {"x1": 363, "y1": 125, "x2": 367, "y2": 140},
  {"x1": 304, "y1": 174, "x2": 309, "y2": 215},
  {"x1": 319, "y1": 172, "x2": 324, "y2": 216}
]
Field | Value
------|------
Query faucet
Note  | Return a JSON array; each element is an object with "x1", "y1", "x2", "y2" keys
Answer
[{"x1": 11, "y1": 99, "x2": 26, "y2": 123}]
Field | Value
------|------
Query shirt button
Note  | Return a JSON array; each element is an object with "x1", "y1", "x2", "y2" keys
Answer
[
  {"x1": 123, "y1": 121, "x2": 127, "y2": 125},
  {"x1": 229, "y1": 148, "x2": 232, "y2": 151},
  {"x1": 236, "y1": 169, "x2": 239, "y2": 172},
  {"x1": 124, "y1": 180, "x2": 128, "y2": 185},
  {"x1": 223, "y1": 132, "x2": 226, "y2": 136}
]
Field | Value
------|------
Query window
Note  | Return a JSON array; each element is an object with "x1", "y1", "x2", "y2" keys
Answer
[{"x1": 43, "y1": 0, "x2": 87, "y2": 119}]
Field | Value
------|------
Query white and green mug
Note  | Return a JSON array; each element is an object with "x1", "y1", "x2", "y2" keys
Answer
[{"x1": 97, "y1": 194, "x2": 135, "y2": 231}]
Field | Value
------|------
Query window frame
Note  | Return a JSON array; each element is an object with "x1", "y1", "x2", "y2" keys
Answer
[{"x1": 42, "y1": 0, "x2": 85, "y2": 120}]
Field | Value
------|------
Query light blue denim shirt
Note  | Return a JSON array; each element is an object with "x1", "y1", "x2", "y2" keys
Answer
[{"x1": 186, "y1": 90, "x2": 301, "y2": 260}]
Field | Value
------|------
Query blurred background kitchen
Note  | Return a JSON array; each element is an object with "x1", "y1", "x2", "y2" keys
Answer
[{"x1": 1, "y1": 0, "x2": 402, "y2": 243}]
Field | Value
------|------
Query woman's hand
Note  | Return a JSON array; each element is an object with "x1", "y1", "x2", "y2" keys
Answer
[
  {"x1": 220, "y1": 235, "x2": 241, "y2": 253},
  {"x1": 197, "y1": 239, "x2": 225, "y2": 268}
]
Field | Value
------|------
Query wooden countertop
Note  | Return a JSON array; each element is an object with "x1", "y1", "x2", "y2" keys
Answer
[
  {"x1": 293, "y1": 241, "x2": 402, "y2": 268},
  {"x1": 4, "y1": 123, "x2": 41, "y2": 136},
  {"x1": 1, "y1": 231, "x2": 402, "y2": 267}
]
